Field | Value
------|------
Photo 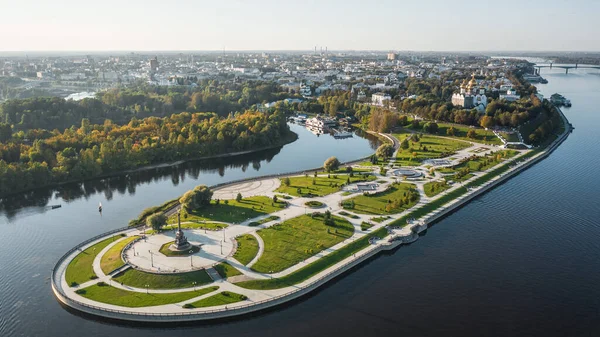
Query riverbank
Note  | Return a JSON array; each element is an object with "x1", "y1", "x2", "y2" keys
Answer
[
  {"x1": 0, "y1": 130, "x2": 298, "y2": 200},
  {"x1": 51, "y1": 108, "x2": 571, "y2": 322}
]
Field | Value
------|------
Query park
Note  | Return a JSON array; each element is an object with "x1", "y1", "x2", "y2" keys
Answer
[{"x1": 51, "y1": 116, "x2": 571, "y2": 322}]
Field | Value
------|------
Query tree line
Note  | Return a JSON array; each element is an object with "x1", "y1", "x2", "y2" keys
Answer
[{"x1": 0, "y1": 110, "x2": 291, "y2": 197}]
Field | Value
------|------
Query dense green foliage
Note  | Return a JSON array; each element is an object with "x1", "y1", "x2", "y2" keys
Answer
[
  {"x1": 0, "y1": 109, "x2": 290, "y2": 196},
  {"x1": 0, "y1": 82, "x2": 290, "y2": 131}
]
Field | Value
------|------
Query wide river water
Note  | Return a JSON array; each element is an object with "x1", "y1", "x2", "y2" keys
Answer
[{"x1": 1, "y1": 69, "x2": 600, "y2": 337}]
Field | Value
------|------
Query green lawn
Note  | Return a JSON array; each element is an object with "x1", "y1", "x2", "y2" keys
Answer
[
  {"x1": 342, "y1": 183, "x2": 420, "y2": 215},
  {"x1": 100, "y1": 236, "x2": 138, "y2": 275},
  {"x1": 236, "y1": 227, "x2": 387, "y2": 290},
  {"x1": 252, "y1": 214, "x2": 354, "y2": 273},
  {"x1": 184, "y1": 291, "x2": 246, "y2": 308},
  {"x1": 233, "y1": 234, "x2": 259, "y2": 265},
  {"x1": 276, "y1": 175, "x2": 376, "y2": 197},
  {"x1": 393, "y1": 132, "x2": 470, "y2": 166},
  {"x1": 454, "y1": 150, "x2": 519, "y2": 172},
  {"x1": 371, "y1": 216, "x2": 390, "y2": 223},
  {"x1": 248, "y1": 215, "x2": 280, "y2": 227},
  {"x1": 338, "y1": 211, "x2": 360, "y2": 219},
  {"x1": 66, "y1": 235, "x2": 125, "y2": 286},
  {"x1": 424, "y1": 181, "x2": 450, "y2": 197},
  {"x1": 500, "y1": 131, "x2": 521, "y2": 143},
  {"x1": 170, "y1": 196, "x2": 287, "y2": 224},
  {"x1": 76, "y1": 284, "x2": 218, "y2": 308},
  {"x1": 360, "y1": 222, "x2": 374, "y2": 231},
  {"x1": 213, "y1": 262, "x2": 242, "y2": 278},
  {"x1": 428, "y1": 123, "x2": 502, "y2": 145},
  {"x1": 113, "y1": 268, "x2": 213, "y2": 289},
  {"x1": 164, "y1": 222, "x2": 228, "y2": 230}
]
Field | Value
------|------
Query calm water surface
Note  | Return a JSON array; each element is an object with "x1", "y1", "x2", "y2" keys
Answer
[{"x1": 1, "y1": 71, "x2": 600, "y2": 337}]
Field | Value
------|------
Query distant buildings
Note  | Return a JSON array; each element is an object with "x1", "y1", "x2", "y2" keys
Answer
[
  {"x1": 499, "y1": 88, "x2": 520, "y2": 102},
  {"x1": 150, "y1": 57, "x2": 159, "y2": 72},
  {"x1": 387, "y1": 53, "x2": 397, "y2": 61},
  {"x1": 451, "y1": 74, "x2": 487, "y2": 112},
  {"x1": 372, "y1": 92, "x2": 391, "y2": 106}
]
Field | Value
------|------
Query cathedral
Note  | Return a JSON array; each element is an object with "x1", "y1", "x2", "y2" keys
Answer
[{"x1": 451, "y1": 74, "x2": 488, "y2": 112}]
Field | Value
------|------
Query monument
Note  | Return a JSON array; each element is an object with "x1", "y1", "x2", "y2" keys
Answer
[{"x1": 170, "y1": 212, "x2": 191, "y2": 251}]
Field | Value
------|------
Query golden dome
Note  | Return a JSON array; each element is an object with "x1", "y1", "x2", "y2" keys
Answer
[{"x1": 468, "y1": 74, "x2": 477, "y2": 87}]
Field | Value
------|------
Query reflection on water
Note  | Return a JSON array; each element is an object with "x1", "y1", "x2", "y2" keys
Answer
[{"x1": 0, "y1": 123, "x2": 379, "y2": 222}]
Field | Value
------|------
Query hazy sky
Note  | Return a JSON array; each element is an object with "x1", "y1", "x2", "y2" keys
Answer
[{"x1": 1, "y1": 0, "x2": 598, "y2": 51}]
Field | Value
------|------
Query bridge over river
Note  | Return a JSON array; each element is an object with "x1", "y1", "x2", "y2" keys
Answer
[{"x1": 534, "y1": 63, "x2": 600, "y2": 74}]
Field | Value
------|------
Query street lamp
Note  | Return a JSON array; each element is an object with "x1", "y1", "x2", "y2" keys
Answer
[
  {"x1": 145, "y1": 284, "x2": 149, "y2": 294},
  {"x1": 149, "y1": 251, "x2": 154, "y2": 267},
  {"x1": 220, "y1": 240, "x2": 223, "y2": 255},
  {"x1": 269, "y1": 271, "x2": 273, "y2": 279},
  {"x1": 192, "y1": 281, "x2": 197, "y2": 291},
  {"x1": 190, "y1": 252, "x2": 193, "y2": 267}
]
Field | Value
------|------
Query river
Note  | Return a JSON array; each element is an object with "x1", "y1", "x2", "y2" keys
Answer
[{"x1": 1, "y1": 69, "x2": 600, "y2": 336}]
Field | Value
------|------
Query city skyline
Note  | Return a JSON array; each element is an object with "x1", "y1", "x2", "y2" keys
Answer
[{"x1": 1, "y1": 0, "x2": 599, "y2": 52}]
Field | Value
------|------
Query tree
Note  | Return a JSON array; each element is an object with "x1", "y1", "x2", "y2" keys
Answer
[
  {"x1": 180, "y1": 185, "x2": 213, "y2": 211},
  {"x1": 236, "y1": 192, "x2": 242, "y2": 202},
  {"x1": 480, "y1": 116, "x2": 494, "y2": 130},
  {"x1": 447, "y1": 126, "x2": 456, "y2": 136},
  {"x1": 0, "y1": 123, "x2": 11, "y2": 142},
  {"x1": 467, "y1": 129, "x2": 477, "y2": 139},
  {"x1": 400, "y1": 139, "x2": 409, "y2": 150},
  {"x1": 272, "y1": 195, "x2": 278, "y2": 203},
  {"x1": 146, "y1": 213, "x2": 167, "y2": 231},
  {"x1": 283, "y1": 177, "x2": 291, "y2": 186},
  {"x1": 423, "y1": 122, "x2": 438, "y2": 134},
  {"x1": 376, "y1": 143, "x2": 394, "y2": 160},
  {"x1": 323, "y1": 156, "x2": 341, "y2": 173}
]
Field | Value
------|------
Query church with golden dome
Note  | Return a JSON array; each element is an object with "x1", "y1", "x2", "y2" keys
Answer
[{"x1": 451, "y1": 74, "x2": 488, "y2": 112}]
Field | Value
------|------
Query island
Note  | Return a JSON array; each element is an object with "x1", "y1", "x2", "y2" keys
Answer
[{"x1": 51, "y1": 102, "x2": 571, "y2": 322}]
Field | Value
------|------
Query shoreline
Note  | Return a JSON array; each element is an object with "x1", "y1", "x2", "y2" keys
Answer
[
  {"x1": 0, "y1": 130, "x2": 299, "y2": 200},
  {"x1": 51, "y1": 110, "x2": 571, "y2": 323}
]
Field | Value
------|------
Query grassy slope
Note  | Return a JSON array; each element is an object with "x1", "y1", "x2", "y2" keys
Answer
[
  {"x1": 77, "y1": 284, "x2": 218, "y2": 307},
  {"x1": 113, "y1": 268, "x2": 213, "y2": 289},
  {"x1": 252, "y1": 214, "x2": 354, "y2": 273},
  {"x1": 66, "y1": 235, "x2": 124, "y2": 286},
  {"x1": 344, "y1": 183, "x2": 419, "y2": 215},
  {"x1": 213, "y1": 262, "x2": 242, "y2": 278},
  {"x1": 233, "y1": 234, "x2": 259, "y2": 265},
  {"x1": 185, "y1": 291, "x2": 246, "y2": 308},
  {"x1": 171, "y1": 196, "x2": 287, "y2": 224},
  {"x1": 276, "y1": 175, "x2": 376, "y2": 197},
  {"x1": 100, "y1": 236, "x2": 138, "y2": 275},
  {"x1": 394, "y1": 132, "x2": 470, "y2": 166},
  {"x1": 236, "y1": 227, "x2": 387, "y2": 290}
]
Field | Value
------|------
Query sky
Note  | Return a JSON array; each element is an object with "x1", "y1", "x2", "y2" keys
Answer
[{"x1": 0, "y1": 0, "x2": 598, "y2": 52}]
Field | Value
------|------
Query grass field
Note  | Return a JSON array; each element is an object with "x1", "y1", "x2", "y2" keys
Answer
[
  {"x1": 236, "y1": 227, "x2": 387, "y2": 290},
  {"x1": 430, "y1": 123, "x2": 502, "y2": 145},
  {"x1": 276, "y1": 175, "x2": 376, "y2": 197},
  {"x1": 393, "y1": 132, "x2": 470, "y2": 166},
  {"x1": 371, "y1": 216, "x2": 390, "y2": 223},
  {"x1": 66, "y1": 235, "x2": 125, "y2": 286},
  {"x1": 360, "y1": 222, "x2": 374, "y2": 231},
  {"x1": 164, "y1": 222, "x2": 228, "y2": 230},
  {"x1": 100, "y1": 236, "x2": 138, "y2": 275},
  {"x1": 338, "y1": 211, "x2": 360, "y2": 219},
  {"x1": 251, "y1": 214, "x2": 354, "y2": 273},
  {"x1": 454, "y1": 150, "x2": 519, "y2": 172},
  {"x1": 77, "y1": 284, "x2": 218, "y2": 307},
  {"x1": 170, "y1": 196, "x2": 287, "y2": 224},
  {"x1": 213, "y1": 262, "x2": 242, "y2": 278},
  {"x1": 424, "y1": 181, "x2": 450, "y2": 197},
  {"x1": 248, "y1": 215, "x2": 280, "y2": 227},
  {"x1": 113, "y1": 268, "x2": 213, "y2": 289},
  {"x1": 342, "y1": 183, "x2": 419, "y2": 215},
  {"x1": 184, "y1": 291, "x2": 246, "y2": 308},
  {"x1": 233, "y1": 234, "x2": 259, "y2": 265}
]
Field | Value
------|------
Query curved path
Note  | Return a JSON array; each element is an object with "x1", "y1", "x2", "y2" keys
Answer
[{"x1": 246, "y1": 232, "x2": 265, "y2": 268}]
